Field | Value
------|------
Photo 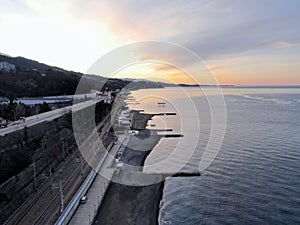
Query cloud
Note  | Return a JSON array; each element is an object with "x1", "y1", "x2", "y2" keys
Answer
[
  {"x1": 265, "y1": 41, "x2": 295, "y2": 48},
  {"x1": 67, "y1": 0, "x2": 228, "y2": 40},
  {"x1": 66, "y1": 0, "x2": 300, "y2": 63},
  {"x1": 153, "y1": 64, "x2": 177, "y2": 73},
  {"x1": 1, "y1": 0, "x2": 300, "y2": 84},
  {"x1": 0, "y1": 0, "x2": 36, "y2": 23}
]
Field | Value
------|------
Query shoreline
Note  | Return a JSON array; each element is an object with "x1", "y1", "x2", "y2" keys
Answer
[{"x1": 93, "y1": 111, "x2": 164, "y2": 225}]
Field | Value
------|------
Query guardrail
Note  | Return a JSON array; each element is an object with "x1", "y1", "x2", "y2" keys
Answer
[
  {"x1": 54, "y1": 140, "x2": 116, "y2": 225},
  {"x1": 0, "y1": 98, "x2": 103, "y2": 136},
  {"x1": 55, "y1": 170, "x2": 97, "y2": 225},
  {"x1": 55, "y1": 105, "x2": 126, "y2": 225}
]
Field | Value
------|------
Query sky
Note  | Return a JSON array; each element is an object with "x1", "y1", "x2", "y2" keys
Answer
[{"x1": 0, "y1": 0, "x2": 299, "y2": 85}]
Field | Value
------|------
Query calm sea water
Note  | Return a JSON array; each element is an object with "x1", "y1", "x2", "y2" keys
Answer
[{"x1": 129, "y1": 87, "x2": 300, "y2": 225}]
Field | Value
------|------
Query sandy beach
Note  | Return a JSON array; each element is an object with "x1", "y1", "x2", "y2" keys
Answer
[{"x1": 93, "y1": 111, "x2": 164, "y2": 225}]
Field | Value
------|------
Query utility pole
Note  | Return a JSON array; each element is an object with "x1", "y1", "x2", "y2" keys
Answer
[
  {"x1": 33, "y1": 162, "x2": 37, "y2": 192},
  {"x1": 61, "y1": 140, "x2": 65, "y2": 160},
  {"x1": 42, "y1": 138, "x2": 45, "y2": 153},
  {"x1": 80, "y1": 155, "x2": 84, "y2": 176},
  {"x1": 49, "y1": 165, "x2": 53, "y2": 193},
  {"x1": 13, "y1": 109, "x2": 16, "y2": 121},
  {"x1": 93, "y1": 140, "x2": 97, "y2": 154},
  {"x1": 59, "y1": 180, "x2": 64, "y2": 213}
]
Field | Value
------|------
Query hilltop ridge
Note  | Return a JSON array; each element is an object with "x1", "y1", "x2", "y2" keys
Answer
[{"x1": 0, "y1": 54, "x2": 129, "y2": 97}]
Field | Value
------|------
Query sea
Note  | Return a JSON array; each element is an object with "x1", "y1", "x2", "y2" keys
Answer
[{"x1": 128, "y1": 87, "x2": 300, "y2": 225}]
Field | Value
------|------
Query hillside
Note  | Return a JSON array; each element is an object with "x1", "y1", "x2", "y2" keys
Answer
[
  {"x1": 0, "y1": 54, "x2": 55, "y2": 72},
  {"x1": 0, "y1": 54, "x2": 129, "y2": 97}
]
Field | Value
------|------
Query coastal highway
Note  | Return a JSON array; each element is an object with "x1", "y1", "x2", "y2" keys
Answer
[
  {"x1": 68, "y1": 135, "x2": 128, "y2": 225},
  {"x1": 0, "y1": 97, "x2": 104, "y2": 136}
]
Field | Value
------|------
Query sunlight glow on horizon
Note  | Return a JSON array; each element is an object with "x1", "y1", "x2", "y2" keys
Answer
[{"x1": 0, "y1": 0, "x2": 124, "y2": 72}]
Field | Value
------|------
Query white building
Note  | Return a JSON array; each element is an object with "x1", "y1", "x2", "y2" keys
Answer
[{"x1": 0, "y1": 61, "x2": 16, "y2": 72}]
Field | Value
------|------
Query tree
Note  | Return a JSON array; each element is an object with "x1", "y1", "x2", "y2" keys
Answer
[
  {"x1": 39, "y1": 102, "x2": 51, "y2": 113},
  {"x1": 7, "y1": 93, "x2": 17, "y2": 120}
]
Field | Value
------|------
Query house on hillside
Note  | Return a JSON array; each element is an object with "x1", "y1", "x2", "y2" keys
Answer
[
  {"x1": 0, "y1": 117, "x2": 8, "y2": 128},
  {"x1": 0, "y1": 61, "x2": 16, "y2": 72},
  {"x1": 0, "y1": 97, "x2": 9, "y2": 105}
]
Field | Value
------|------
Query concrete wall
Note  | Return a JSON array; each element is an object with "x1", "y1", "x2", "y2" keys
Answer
[
  {"x1": 0, "y1": 113, "x2": 76, "y2": 223},
  {"x1": 0, "y1": 101, "x2": 111, "y2": 224}
]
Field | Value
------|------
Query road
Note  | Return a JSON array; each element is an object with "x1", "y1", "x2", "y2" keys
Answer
[
  {"x1": 0, "y1": 97, "x2": 104, "y2": 136},
  {"x1": 68, "y1": 135, "x2": 128, "y2": 225}
]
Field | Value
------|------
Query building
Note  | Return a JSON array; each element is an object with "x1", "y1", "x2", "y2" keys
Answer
[
  {"x1": 0, "y1": 61, "x2": 16, "y2": 72},
  {"x1": 0, "y1": 97, "x2": 9, "y2": 105},
  {"x1": 0, "y1": 117, "x2": 8, "y2": 128}
]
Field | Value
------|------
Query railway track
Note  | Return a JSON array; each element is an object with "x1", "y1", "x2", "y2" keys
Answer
[
  {"x1": 32, "y1": 165, "x2": 82, "y2": 225},
  {"x1": 4, "y1": 106, "x2": 113, "y2": 225},
  {"x1": 4, "y1": 150, "x2": 82, "y2": 225},
  {"x1": 3, "y1": 180, "x2": 52, "y2": 225}
]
